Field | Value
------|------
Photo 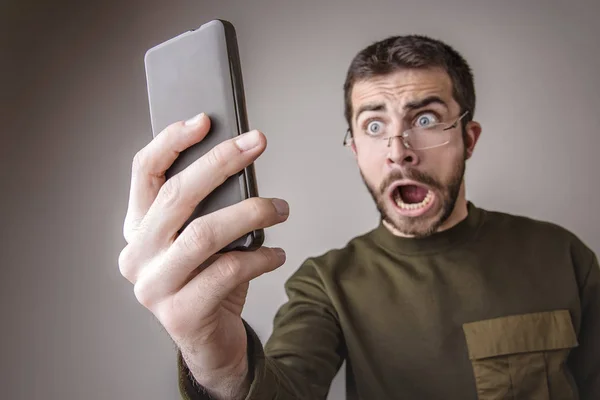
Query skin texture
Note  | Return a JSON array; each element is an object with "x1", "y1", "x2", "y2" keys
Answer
[
  {"x1": 350, "y1": 67, "x2": 481, "y2": 237},
  {"x1": 119, "y1": 68, "x2": 481, "y2": 399}
]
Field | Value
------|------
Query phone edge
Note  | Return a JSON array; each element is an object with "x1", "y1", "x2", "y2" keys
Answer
[{"x1": 220, "y1": 19, "x2": 265, "y2": 252}]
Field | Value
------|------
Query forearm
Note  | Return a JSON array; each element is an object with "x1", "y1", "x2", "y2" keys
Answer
[
  {"x1": 179, "y1": 319, "x2": 339, "y2": 400},
  {"x1": 179, "y1": 261, "x2": 344, "y2": 400}
]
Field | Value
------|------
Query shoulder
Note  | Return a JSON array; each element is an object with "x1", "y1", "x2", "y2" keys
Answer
[
  {"x1": 480, "y1": 206, "x2": 595, "y2": 269},
  {"x1": 286, "y1": 228, "x2": 377, "y2": 288},
  {"x1": 482, "y1": 207, "x2": 582, "y2": 242}
]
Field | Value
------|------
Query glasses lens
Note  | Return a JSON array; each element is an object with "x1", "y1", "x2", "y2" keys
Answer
[{"x1": 404, "y1": 124, "x2": 452, "y2": 150}]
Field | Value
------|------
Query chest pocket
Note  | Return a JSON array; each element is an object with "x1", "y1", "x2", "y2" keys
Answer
[{"x1": 462, "y1": 310, "x2": 579, "y2": 400}]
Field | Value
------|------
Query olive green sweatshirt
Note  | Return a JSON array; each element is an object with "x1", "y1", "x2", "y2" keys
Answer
[{"x1": 178, "y1": 203, "x2": 600, "y2": 399}]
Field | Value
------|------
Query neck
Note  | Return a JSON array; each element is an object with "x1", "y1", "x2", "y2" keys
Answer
[{"x1": 383, "y1": 182, "x2": 469, "y2": 238}]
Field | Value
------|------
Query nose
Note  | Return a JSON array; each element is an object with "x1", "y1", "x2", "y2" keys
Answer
[{"x1": 387, "y1": 136, "x2": 420, "y2": 167}]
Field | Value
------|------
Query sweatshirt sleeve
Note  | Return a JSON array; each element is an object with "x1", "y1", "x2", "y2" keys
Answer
[
  {"x1": 568, "y1": 250, "x2": 600, "y2": 400},
  {"x1": 178, "y1": 258, "x2": 346, "y2": 399}
]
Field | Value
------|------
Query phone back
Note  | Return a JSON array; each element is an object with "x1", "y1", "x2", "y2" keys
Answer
[{"x1": 144, "y1": 20, "x2": 261, "y2": 251}]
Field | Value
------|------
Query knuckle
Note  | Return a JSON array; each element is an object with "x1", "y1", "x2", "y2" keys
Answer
[
  {"x1": 248, "y1": 198, "x2": 272, "y2": 225},
  {"x1": 183, "y1": 218, "x2": 217, "y2": 254},
  {"x1": 132, "y1": 149, "x2": 148, "y2": 174},
  {"x1": 133, "y1": 217, "x2": 151, "y2": 242},
  {"x1": 118, "y1": 245, "x2": 135, "y2": 281},
  {"x1": 159, "y1": 121, "x2": 179, "y2": 139},
  {"x1": 157, "y1": 177, "x2": 181, "y2": 208},
  {"x1": 216, "y1": 253, "x2": 242, "y2": 280},
  {"x1": 205, "y1": 147, "x2": 230, "y2": 182},
  {"x1": 206, "y1": 145, "x2": 225, "y2": 169},
  {"x1": 133, "y1": 279, "x2": 155, "y2": 309}
]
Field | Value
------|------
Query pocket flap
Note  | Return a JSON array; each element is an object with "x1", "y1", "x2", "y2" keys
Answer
[{"x1": 462, "y1": 310, "x2": 578, "y2": 360}]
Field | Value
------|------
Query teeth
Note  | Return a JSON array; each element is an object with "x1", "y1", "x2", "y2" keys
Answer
[{"x1": 395, "y1": 190, "x2": 433, "y2": 211}]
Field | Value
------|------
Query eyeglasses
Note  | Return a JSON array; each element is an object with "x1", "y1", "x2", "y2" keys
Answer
[{"x1": 343, "y1": 110, "x2": 470, "y2": 150}]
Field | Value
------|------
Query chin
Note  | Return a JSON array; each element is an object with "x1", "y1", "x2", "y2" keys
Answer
[
  {"x1": 383, "y1": 199, "x2": 447, "y2": 238},
  {"x1": 360, "y1": 162, "x2": 465, "y2": 238}
]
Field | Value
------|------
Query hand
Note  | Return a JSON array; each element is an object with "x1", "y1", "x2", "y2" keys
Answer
[{"x1": 118, "y1": 113, "x2": 289, "y2": 398}]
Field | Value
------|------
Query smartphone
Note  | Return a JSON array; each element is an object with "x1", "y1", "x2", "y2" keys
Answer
[{"x1": 144, "y1": 19, "x2": 264, "y2": 252}]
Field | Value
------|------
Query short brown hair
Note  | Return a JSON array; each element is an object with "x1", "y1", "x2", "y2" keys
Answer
[{"x1": 344, "y1": 35, "x2": 475, "y2": 133}]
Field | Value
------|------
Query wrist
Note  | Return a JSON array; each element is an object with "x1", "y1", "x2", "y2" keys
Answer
[{"x1": 182, "y1": 351, "x2": 250, "y2": 400}]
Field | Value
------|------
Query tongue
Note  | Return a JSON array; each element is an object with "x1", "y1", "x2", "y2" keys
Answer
[{"x1": 400, "y1": 185, "x2": 428, "y2": 204}]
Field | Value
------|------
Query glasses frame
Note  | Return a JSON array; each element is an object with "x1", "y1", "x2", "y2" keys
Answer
[{"x1": 343, "y1": 110, "x2": 470, "y2": 150}]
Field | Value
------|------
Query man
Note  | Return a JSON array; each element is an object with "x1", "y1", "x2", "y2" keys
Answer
[{"x1": 119, "y1": 35, "x2": 599, "y2": 399}]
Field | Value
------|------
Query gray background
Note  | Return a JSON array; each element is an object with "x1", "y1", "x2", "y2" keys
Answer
[{"x1": 2, "y1": 0, "x2": 599, "y2": 399}]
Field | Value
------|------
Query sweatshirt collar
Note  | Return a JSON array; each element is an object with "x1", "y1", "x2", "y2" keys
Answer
[{"x1": 369, "y1": 202, "x2": 485, "y2": 255}]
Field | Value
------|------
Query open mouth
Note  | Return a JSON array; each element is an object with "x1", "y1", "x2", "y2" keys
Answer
[{"x1": 390, "y1": 182, "x2": 435, "y2": 216}]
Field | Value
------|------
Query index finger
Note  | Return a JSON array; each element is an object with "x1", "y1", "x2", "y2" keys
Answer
[{"x1": 124, "y1": 113, "x2": 211, "y2": 243}]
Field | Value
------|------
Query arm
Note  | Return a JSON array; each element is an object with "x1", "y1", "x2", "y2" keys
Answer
[
  {"x1": 568, "y1": 251, "x2": 600, "y2": 400},
  {"x1": 178, "y1": 259, "x2": 346, "y2": 400}
]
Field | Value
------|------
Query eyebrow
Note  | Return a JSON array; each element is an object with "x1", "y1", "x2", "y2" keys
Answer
[
  {"x1": 354, "y1": 95, "x2": 449, "y2": 123},
  {"x1": 404, "y1": 95, "x2": 449, "y2": 111},
  {"x1": 354, "y1": 103, "x2": 386, "y2": 123}
]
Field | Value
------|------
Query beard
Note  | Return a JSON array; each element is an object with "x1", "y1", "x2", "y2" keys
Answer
[{"x1": 360, "y1": 156, "x2": 466, "y2": 238}]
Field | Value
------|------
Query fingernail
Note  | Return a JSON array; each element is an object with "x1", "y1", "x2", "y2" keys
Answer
[
  {"x1": 235, "y1": 130, "x2": 260, "y2": 151},
  {"x1": 271, "y1": 198, "x2": 289, "y2": 216},
  {"x1": 274, "y1": 248, "x2": 286, "y2": 262},
  {"x1": 184, "y1": 112, "x2": 205, "y2": 126}
]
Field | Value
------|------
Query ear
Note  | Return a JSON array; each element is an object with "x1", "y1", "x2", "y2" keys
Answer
[
  {"x1": 464, "y1": 121, "x2": 482, "y2": 160},
  {"x1": 345, "y1": 128, "x2": 358, "y2": 157}
]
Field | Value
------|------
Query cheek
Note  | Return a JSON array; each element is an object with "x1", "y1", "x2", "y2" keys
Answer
[
  {"x1": 426, "y1": 148, "x2": 464, "y2": 181},
  {"x1": 356, "y1": 147, "x2": 388, "y2": 180}
]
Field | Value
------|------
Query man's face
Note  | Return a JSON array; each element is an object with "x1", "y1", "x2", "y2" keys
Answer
[{"x1": 350, "y1": 68, "x2": 477, "y2": 237}]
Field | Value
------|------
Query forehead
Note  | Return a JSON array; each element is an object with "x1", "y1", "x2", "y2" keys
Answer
[{"x1": 351, "y1": 67, "x2": 455, "y2": 112}]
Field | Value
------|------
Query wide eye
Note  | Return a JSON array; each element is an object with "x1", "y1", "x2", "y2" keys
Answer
[
  {"x1": 414, "y1": 113, "x2": 438, "y2": 128},
  {"x1": 365, "y1": 120, "x2": 384, "y2": 136}
]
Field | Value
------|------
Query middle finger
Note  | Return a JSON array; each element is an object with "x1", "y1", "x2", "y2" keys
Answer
[
  {"x1": 139, "y1": 129, "x2": 267, "y2": 246},
  {"x1": 137, "y1": 196, "x2": 289, "y2": 299}
]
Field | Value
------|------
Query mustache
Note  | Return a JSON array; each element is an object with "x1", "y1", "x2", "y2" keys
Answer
[{"x1": 378, "y1": 169, "x2": 442, "y2": 195}]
